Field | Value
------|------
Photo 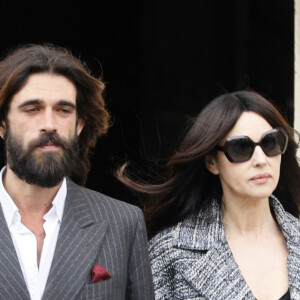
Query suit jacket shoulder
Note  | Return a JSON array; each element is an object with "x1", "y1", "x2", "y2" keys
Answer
[{"x1": 70, "y1": 180, "x2": 145, "y2": 227}]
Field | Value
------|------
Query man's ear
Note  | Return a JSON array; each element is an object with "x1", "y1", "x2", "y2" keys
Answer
[
  {"x1": 205, "y1": 154, "x2": 219, "y2": 175},
  {"x1": 76, "y1": 118, "x2": 85, "y2": 135},
  {"x1": 0, "y1": 121, "x2": 6, "y2": 139}
]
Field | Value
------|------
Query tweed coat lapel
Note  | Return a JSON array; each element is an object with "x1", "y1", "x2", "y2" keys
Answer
[
  {"x1": 174, "y1": 199, "x2": 253, "y2": 299},
  {"x1": 42, "y1": 180, "x2": 108, "y2": 300},
  {"x1": 287, "y1": 241, "x2": 300, "y2": 299},
  {"x1": 0, "y1": 205, "x2": 30, "y2": 299},
  {"x1": 270, "y1": 196, "x2": 300, "y2": 299},
  {"x1": 178, "y1": 246, "x2": 253, "y2": 299},
  {"x1": 175, "y1": 196, "x2": 300, "y2": 299}
]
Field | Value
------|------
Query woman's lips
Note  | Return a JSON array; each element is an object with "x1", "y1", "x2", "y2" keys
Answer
[{"x1": 250, "y1": 173, "x2": 271, "y2": 184}]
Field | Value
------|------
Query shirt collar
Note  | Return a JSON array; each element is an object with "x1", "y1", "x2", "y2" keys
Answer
[
  {"x1": 0, "y1": 166, "x2": 66, "y2": 227},
  {"x1": 47, "y1": 177, "x2": 66, "y2": 223}
]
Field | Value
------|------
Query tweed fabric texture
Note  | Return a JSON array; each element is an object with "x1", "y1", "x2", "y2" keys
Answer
[
  {"x1": 149, "y1": 196, "x2": 300, "y2": 299},
  {"x1": 0, "y1": 179, "x2": 154, "y2": 300}
]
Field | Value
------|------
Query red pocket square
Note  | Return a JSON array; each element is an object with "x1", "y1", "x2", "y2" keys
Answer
[{"x1": 91, "y1": 264, "x2": 112, "y2": 283}]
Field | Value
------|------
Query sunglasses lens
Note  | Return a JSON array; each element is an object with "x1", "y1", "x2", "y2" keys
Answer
[
  {"x1": 261, "y1": 130, "x2": 287, "y2": 156},
  {"x1": 225, "y1": 137, "x2": 254, "y2": 162},
  {"x1": 218, "y1": 128, "x2": 288, "y2": 163}
]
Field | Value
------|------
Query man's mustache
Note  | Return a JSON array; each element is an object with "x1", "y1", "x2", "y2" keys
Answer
[{"x1": 26, "y1": 133, "x2": 71, "y2": 153}]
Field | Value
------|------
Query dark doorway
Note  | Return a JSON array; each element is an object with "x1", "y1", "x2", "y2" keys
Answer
[{"x1": 0, "y1": 0, "x2": 294, "y2": 205}]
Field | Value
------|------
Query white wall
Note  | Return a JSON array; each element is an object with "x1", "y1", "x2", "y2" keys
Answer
[{"x1": 295, "y1": 0, "x2": 300, "y2": 131}]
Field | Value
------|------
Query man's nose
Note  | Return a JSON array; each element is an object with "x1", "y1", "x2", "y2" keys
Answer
[{"x1": 40, "y1": 110, "x2": 57, "y2": 133}]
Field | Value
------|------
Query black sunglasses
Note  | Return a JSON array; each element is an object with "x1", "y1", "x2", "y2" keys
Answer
[{"x1": 216, "y1": 128, "x2": 288, "y2": 163}]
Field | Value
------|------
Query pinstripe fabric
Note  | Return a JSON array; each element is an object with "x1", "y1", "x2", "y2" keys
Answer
[
  {"x1": 149, "y1": 195, "x2": 300, "y2": 299},
  {"x1": 0, "y1": 208, "x2": 30, "y2": 300},
  {"x1": 0, "y1": 179, "x2": 154, "y2": 300}
]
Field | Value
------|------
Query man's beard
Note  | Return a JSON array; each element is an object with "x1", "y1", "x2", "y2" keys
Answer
[{"x1": 5, "y1": 128, "x2": 81, "y2": 188}]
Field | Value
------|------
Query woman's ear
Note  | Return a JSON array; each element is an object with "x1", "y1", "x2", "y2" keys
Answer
[{"x1": 205, "y1": 154, "x2": 219, "y2": 175}]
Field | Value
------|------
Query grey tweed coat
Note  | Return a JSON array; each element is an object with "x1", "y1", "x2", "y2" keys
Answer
[{"x1": 149, "y1": 196, "x2": 300, "y2": 299}]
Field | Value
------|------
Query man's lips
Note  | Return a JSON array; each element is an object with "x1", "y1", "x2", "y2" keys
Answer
[
  {"x1": 250, "y1": 173, "x2": 271, "y2": 184},
  {"x1": 37, "y1": 143, "x2": 60, "y2": 151}
]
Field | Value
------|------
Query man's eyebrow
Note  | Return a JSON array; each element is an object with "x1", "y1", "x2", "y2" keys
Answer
[
  {"x1": 17, "y1": 99, "x2": 76, "y2": 109},
  {"x1": 18, "y1": 99, "x2": 42, "y2": 109},
  {"x1": 57, "y1": 100, "x2": 76, "y2": 109}
]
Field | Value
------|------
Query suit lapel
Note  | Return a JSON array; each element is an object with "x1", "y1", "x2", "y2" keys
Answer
[
  {"x1": 42, "y1": 180, "x2": 108, "y2": 300},
  {"x1": 0, "y1": 206, "x2": 30, "y2": 299}
]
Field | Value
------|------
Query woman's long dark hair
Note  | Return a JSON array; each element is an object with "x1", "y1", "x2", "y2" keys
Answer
[{"x1": 117, "y1": 91, "x2": 300, "y2": 239}]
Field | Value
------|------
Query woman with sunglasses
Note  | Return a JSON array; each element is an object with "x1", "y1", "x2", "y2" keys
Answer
[{"x1": 118, "y1": 91, "x2": 300, "y2": 299}]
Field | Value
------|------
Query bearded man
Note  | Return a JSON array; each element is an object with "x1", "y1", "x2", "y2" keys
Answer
[{"x1": 0, "y1": 44, "x2": 154, "y2": 300}]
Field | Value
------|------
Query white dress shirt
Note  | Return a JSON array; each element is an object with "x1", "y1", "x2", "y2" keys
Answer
[{"x1": 0, "y1": 167, "x2": 66, "y2": 300}]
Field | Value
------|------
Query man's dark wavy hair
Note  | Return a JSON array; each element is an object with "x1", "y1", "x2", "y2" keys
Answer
[{"x1": 0, "y1": 44, "x2": 110, "y2": 185}]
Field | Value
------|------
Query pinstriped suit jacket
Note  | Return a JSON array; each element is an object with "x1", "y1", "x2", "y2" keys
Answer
[
  {"x1": 149, "y1": 196, "x2": 300, "y2": 299},
  {"x1": 0, "y1": 179, "x2": 154, "y2": 300}
]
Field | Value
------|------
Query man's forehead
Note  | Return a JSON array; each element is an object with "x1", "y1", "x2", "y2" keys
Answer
[{"x1": 10, "y1": 73, "x2": 77, "y2": 107}]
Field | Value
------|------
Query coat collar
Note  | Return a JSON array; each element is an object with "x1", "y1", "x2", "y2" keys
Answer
[
  {"x1": 175, "y1": 197, "x2": 226, "y2": 251},
  {"x1": 270, "y1": 196, "x2": 300, "y2": 298},
  {"x1": 175, "y1": 195, "x2": 300, "y2": 251},
  {"x1": 174, "y1": 195, "x2": 300, "y2": 299}
]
